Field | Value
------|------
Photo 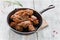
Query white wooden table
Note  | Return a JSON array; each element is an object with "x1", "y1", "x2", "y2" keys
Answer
[{"x1": 0, "y1": 0, "x2": 60, "y2": 40}]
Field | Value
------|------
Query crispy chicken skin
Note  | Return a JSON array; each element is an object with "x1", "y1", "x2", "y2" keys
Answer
[
  {"x1": 17, "y1": 21, "x2": 36, "y2": 31},
  {"x1": 11, "y1": 14, "x2": 20, "y2": 19},
  {"x1": 29, "y1": 15, "x2": 39, "y2": 24},
  {"x1": 13, "y1": 18, "x2": 23, "y2": 23},
  {"x1": 28, "y1": 25, "x2": 36, "y2": 31},
  {"x1": 15, "y1": 25, "x2": 23, "y2": 31},
  {"x1": 26, "y1": 9, "x2": 33, "y2": 15},
  {"x1": 33, "y1": 20, "x2": 39, "y2": 24},
  {"x1": 15, "y1": 10, "x2": 24, "y2": 16},
  {"x1": 10, "y1": 22, "x2": 17, "y2": 28},
  {"x1": 17, "y1": 21, "x2": 32, "y2": 28},
  {"x1": 17, "y1": 22, "x2": 27, "y2": 28}
]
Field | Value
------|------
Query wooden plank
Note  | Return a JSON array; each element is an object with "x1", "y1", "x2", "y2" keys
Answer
[
  {"x1": 9, "y1": 30, "x2": 37, "y2": 40},
  {"x1": 50, "y1": 0, "x2": 60, "y2": 40},
  {"x1": 34, "y1": 0, "x2": 53, "y2": 12},
  {"x1": 34, "y1": 0, "x2": 56, "y2": 40},
  {"x1": 0, "y1": 0, "x2": 38, "y2": 40},
  {"x1": 9, "y1": 0, "x2": 37, "y2": 40},
  {"x1": 1, "y1": 0, "x2": 60, "y2": 40}
]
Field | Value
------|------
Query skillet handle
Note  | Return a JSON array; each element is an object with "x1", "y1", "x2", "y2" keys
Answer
[{"x1": 40, "y1": 5, "x2": 55, "y2": 14}]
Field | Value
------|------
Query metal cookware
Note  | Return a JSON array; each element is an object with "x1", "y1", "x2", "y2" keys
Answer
[{"x1": 7, "y1": 5, "x2": 55, "y2": 35}]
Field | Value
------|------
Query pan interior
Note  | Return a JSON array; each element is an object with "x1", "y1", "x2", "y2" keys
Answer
[{"x1": 7, "y1": 8, "x2": 42, "y2": 32}]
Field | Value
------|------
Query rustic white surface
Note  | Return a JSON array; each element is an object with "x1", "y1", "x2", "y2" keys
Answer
[{"x1": 0, "y1": 0, "x2": 60, "y2": 40}]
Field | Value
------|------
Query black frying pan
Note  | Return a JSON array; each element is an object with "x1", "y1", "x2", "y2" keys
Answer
[{"x1": 7, "y1": 5, "x2": 55, "y2": 35}]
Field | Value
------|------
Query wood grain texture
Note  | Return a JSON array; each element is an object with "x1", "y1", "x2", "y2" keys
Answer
[
  {"x1": 34, "y1": 0, "x2": 60, "y2": 40},
  {"x1": 0, "y1": 0, "x2": 60, "y2": 40},
  {"x1": 0, "y1": 0, "x2": 37, "y2": 40}
]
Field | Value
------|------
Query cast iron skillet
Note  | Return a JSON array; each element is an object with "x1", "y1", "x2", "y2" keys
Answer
[{"x1": 7, "y1": 5, "x2": 55, "y2": 35}]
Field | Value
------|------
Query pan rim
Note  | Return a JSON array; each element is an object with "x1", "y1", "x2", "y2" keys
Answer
[{"x1": 7, "y1": 8, "x2": 42, "y2": 34}]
